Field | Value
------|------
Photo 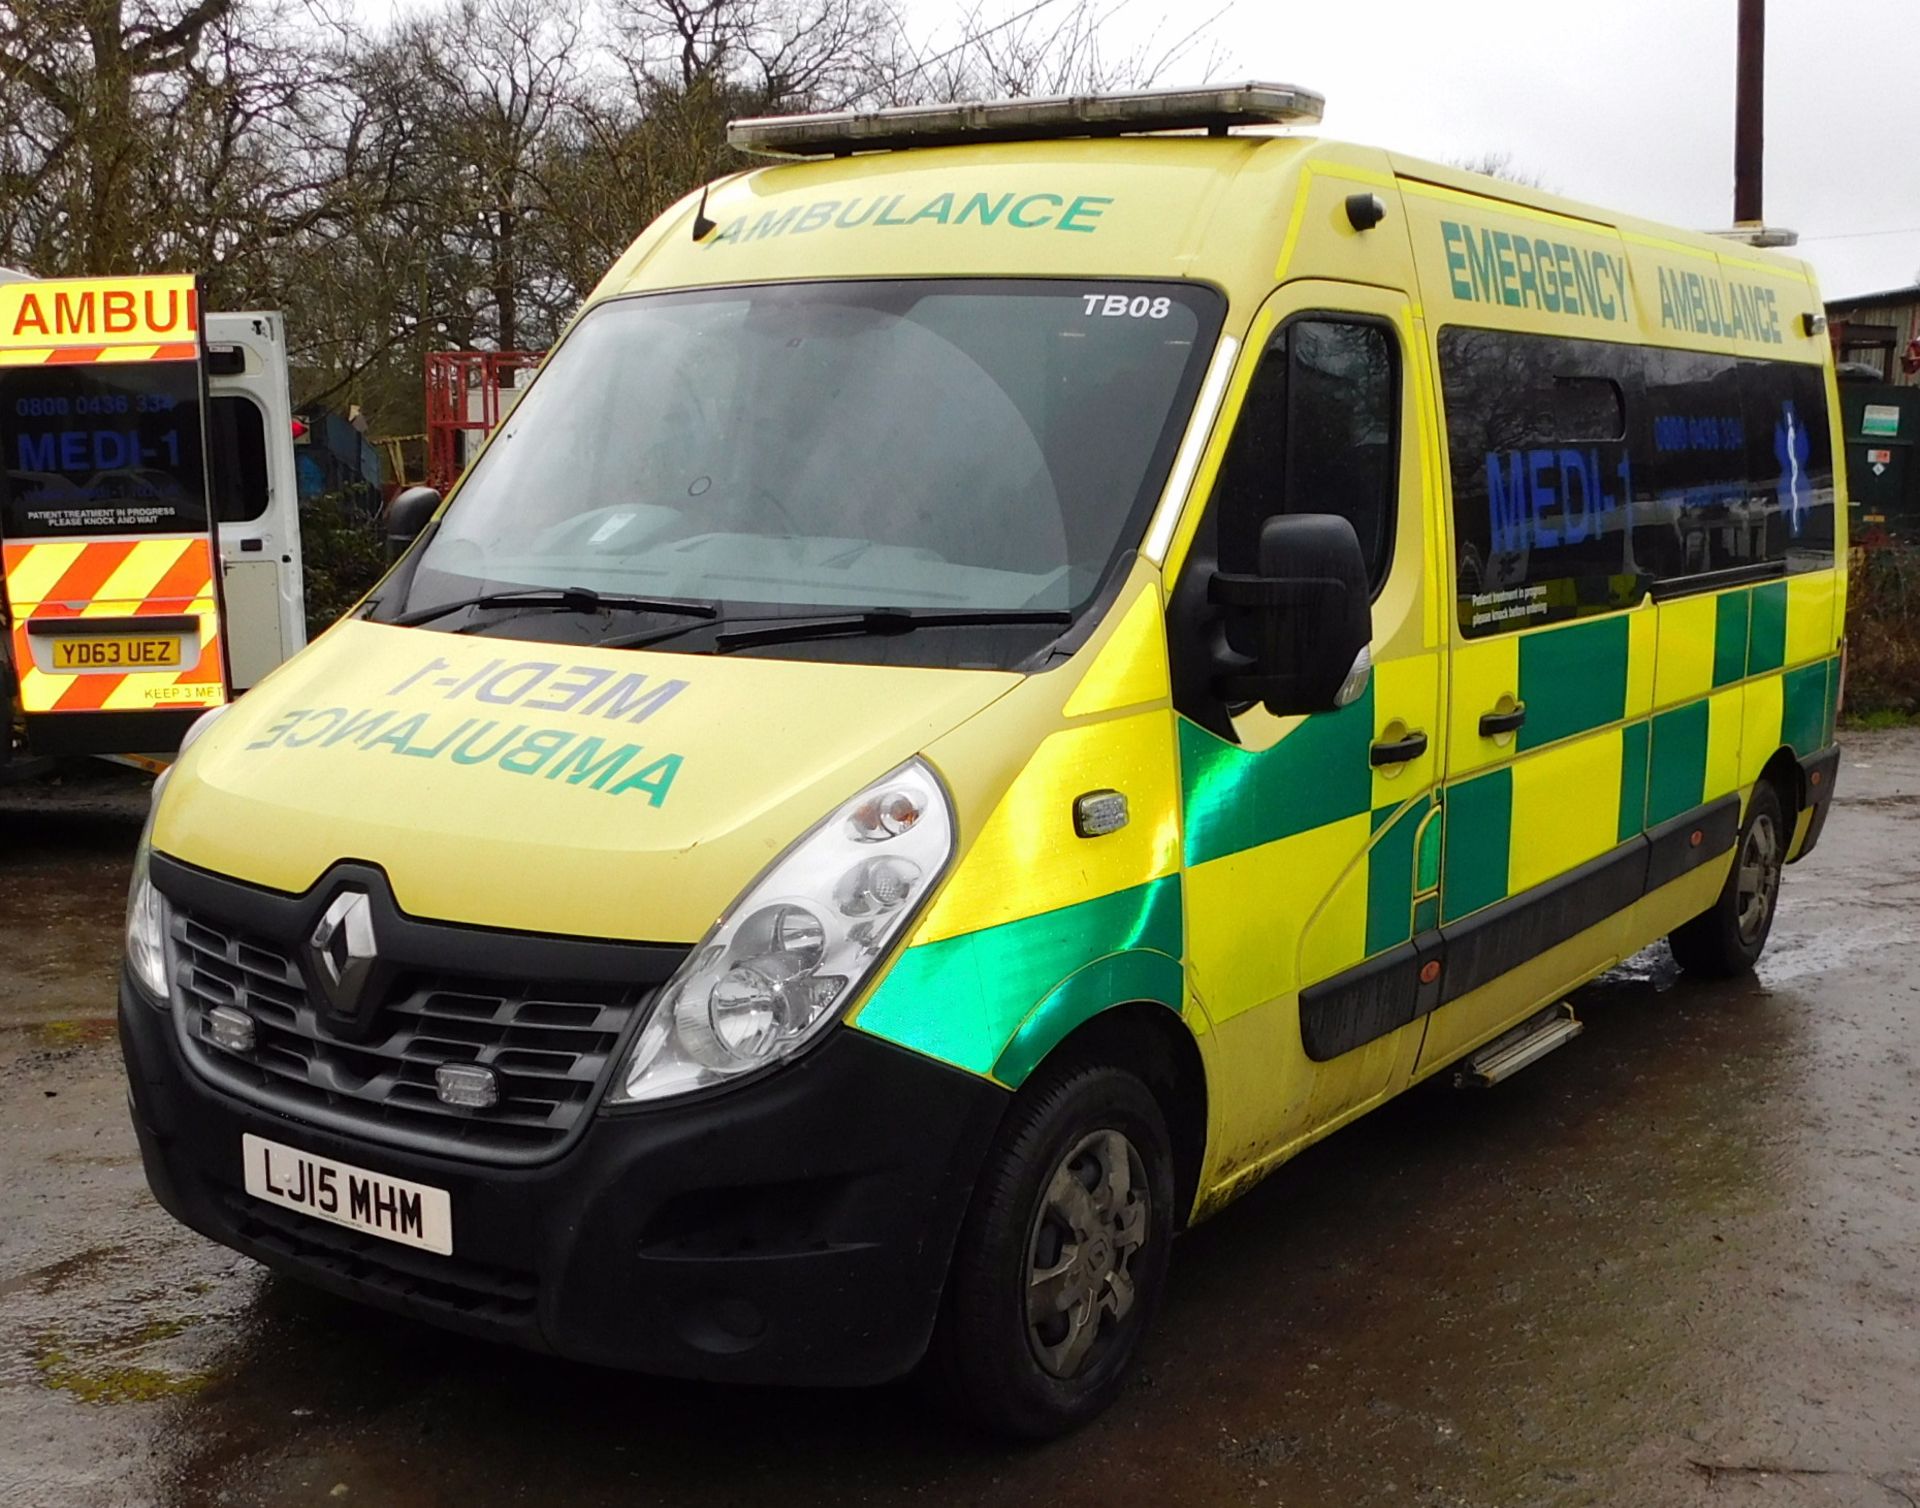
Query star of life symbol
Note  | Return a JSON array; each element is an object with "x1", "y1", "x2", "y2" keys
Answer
[{"x1": 1775, "y1": 401, "x2": 1811, "y2": 538}]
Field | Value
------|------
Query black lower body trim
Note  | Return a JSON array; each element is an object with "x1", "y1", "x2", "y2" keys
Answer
[
  {"x1": 1643, "y1": 796, "x2": 1743, "y2": 894},
  {"x1": 1299, "y1": 934, "x2": 1442, "y2": 1062},
  {"x1": 1300, "y1": 793, "x2": 1741, "y2": 1063},
  {"x1": 1792, "y1": 744, "x2": 1841, "y2": 862},
  {"x1": 25, "y1": 708, "x2": 200, "y2": 757}
]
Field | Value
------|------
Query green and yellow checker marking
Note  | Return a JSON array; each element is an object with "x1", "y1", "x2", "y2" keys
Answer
[{"x1": 1440, "y1": 581, "x2": 1839, "y2": 926}]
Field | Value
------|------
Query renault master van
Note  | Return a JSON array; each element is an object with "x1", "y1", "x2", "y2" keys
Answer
[{"x1": 120, "y1": 84, "x2": 1846, "y2": 1438}]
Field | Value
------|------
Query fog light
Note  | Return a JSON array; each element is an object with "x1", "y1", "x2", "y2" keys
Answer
[
  {"x1": 435, "y1": 1062, "x2": 499, "y2": 1108},
  {"x1": 207, "y1": 1004, "x2": 255, "y2": 1053}
]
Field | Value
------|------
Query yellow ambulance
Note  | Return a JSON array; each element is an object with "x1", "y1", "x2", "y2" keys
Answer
[{"x1": 119, "y1": 84, "x2": 1846, "y2": 1437}]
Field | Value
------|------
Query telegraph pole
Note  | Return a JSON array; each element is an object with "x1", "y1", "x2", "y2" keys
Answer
[{"x1": 1733, "y1": 0, "x2": 1764, "y2": 225}]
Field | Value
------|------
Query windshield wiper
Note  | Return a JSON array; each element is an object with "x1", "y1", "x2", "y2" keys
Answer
[
  {"x1": 389, "y1": 586, "x2": 719, "y2": 629},
  {"x1": 712, "y1": 607, "x2": 1072, "y2": 652}
]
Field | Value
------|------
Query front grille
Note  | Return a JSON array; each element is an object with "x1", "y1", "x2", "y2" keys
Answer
[{"x1": 172, "y1": 908, "x2": 657, "y2": 1163}]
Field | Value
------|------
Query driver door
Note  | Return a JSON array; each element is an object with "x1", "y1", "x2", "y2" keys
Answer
[{"x1": 1173, "y1": 280, "x2": 1446, "y2": 1170}]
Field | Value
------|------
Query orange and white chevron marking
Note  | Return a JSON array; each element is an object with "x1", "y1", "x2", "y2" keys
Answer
[
  {"x1": 0, "y1": 342, "x2": 198, "y2": 367},
  {"x1": 3, "y1": 536, "x2": 228, "y2": 714}
]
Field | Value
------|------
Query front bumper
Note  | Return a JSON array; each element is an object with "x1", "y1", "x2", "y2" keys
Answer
[{"x1": 120, "y1": 973, "x2": 1007, "y2": 1385}]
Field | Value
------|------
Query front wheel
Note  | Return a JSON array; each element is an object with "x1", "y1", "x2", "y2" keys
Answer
[
  {"x1": 928, "y1": 1063, "x2": 1175, "y2": 1439},
  {"x1": 1668, "y1": 781, "x2": 1786, "y2": 977}
]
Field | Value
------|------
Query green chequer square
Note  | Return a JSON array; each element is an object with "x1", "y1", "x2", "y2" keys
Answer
[
  {"x1": 1618, "y1": 720, "x2": 1649, "y2": 842},
  {"x1": 1442, "y1": 768, "x2": 1512, "y2": 923},
  {"x1": 1782, "y1": 660, "x2": 1830, "y2": 756},
  {"x1": 1822, "y1": 654, "x2": 1840, "y2": 743},
  {"x1": 1648, "y1": 700, "x2": 1709, "y2": 825},
  {"x1": 1366, "y1": 795, "x2": 1430, "y2": 956},
  {"x1": 1749, "y1": 582, "x2": 1787, "y2": 676},
  {"x1": 1713, "y1": 590, "x2": 1751, "y2": 687},
  {"x1": 1179, "y1": 689, "x2": 1375, "y2": 869},
  {"x1": 1518, "y1": 615, "x2": 1629, "y2": 751},
  {"x1": 1520, "y1": 614, "x2": 1628, "y2": 749}
]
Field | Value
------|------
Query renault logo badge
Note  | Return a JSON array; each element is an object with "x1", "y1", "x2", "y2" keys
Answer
[{"x1": 307, "y1": 890, "x2": 379, "y2": 1026}]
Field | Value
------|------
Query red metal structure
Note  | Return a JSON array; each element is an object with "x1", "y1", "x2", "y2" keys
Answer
[{"x1": 424, "y1": 350, "x2": 544, "y2": 494}]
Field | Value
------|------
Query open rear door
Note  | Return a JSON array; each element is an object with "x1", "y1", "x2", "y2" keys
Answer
[{"x1": 0, "y1": 274, "x2": 229, "y2": 756}]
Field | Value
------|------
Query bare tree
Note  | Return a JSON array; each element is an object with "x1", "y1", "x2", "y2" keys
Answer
[
  {"x1": 0, "y1": 0, "x2": 240, "y2": 271},
  {"x1": 1448, "y1": 150, "x2": 1553, "y2": 192},
  {"x1": 894, "y1": 0, "x2": 1226, "y2": 105},
  {"x1": 0, "y1": 0, "x2": 1233, "y2": 437}
]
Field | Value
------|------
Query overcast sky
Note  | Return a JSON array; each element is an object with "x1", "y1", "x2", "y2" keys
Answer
[
  {"x1": 364, "y1": 0, "x2": 1918, "y2": 298},
  {"x1": 1175, "y1": 0, "x2": 1919, "y2": 299}
]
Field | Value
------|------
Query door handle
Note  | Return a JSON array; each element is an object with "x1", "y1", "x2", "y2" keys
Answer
[
  {"x1": 1479, "y1": 703, "x2": 1527, "y2": 737},
  {"x1": 1369, "y1": 730, "x2": 1429, "y2": 767}
]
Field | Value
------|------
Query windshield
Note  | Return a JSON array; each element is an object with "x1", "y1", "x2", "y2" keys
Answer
[{"x1": 387, "y1": 278, "x2": 1221, "y2": 664}]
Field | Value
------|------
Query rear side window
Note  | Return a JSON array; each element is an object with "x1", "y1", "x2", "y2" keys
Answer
[
  {"x1": 1213, "y1": 317, "x2": 1398, "y2": 591},
  {"x1": 1438, "y1": 328, "x2": 1635, "y2": 634},
  {"x1": 209, "y1": 395, "x2": 270, "y2": 525},
  {"x1": 0, "y1": 363, "x2": 208, "y2": 539},
  {"x1": 1440, "y1": 328, "x2": 1839, "y2": 634},
  {"x1": 1745, "y1": 360, "x2": 1836, "y2": 566},
  {"x1": 1632, "y1": 350, "x2": 1836, "y2": 582}
]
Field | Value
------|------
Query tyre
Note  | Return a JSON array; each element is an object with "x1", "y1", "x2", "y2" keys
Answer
[
  {"x1": 1668, "y1": 780, "x2": 1786, "y2": 978},
  {"x1": 928, "y1": 1062, "x2": 1175, "y2": 1440}
]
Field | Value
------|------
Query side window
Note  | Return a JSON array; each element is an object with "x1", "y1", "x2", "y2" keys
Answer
[
  {"x1": 1438, "y1": 327, "x2": 1634, "y2": 636},
  {"x1": 1630, "y1": 348, "x2": 1748, "y2": 581},
  {"x1": 1214, "y1": 317, "x2": 1397, "y2": 591},
  {"x1": 1632, "y1": 352, "x2": 1836, "y2": 585},
  {"x1": 208, "y1": 395, "x2": 270, "y2": 525},
  {"x1": 1744, "y1": 360, "x2": 1836, "y2": 568},
  {"x1": 0, "y1": 362, "x2": 208, "y2": 539}
]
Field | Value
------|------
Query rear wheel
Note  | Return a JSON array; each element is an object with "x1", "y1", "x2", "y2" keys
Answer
[
  {"x1": 929, "y1": 1063, "x2": 1174, "y2": 1439},
  {"x1": 1669, "y1": 781, "x2": 1786, "y2": 977}
]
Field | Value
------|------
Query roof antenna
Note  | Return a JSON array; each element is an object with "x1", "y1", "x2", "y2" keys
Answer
[{"x1": 691, "y1": 183, "x2": 717, "y2": 242}]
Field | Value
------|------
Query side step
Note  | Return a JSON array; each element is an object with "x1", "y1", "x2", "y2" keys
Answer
[{"x1": 1453, "y1": 1002, "x2": 1583, "y2": 1088}]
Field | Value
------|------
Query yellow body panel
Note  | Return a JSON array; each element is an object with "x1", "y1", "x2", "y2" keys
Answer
[
  {"x1": 1445, "y1": 635, "x2": 1520, "y2": 775},
  {"x1": 911, "y1": 708, "x2": 1180, "y2": 945},
  {"x1": 1654, "y1": 594, "x2": 1717, "y2": 708},
  {"x1": 1739, "y1": 677, "x2": 1785, "y2": 787},
  {"x1": 1786, "y1": 572, "x2": 1838, "y2": 668},
  {"x1": 1508, "y1": 736, "x2": 1623, "y2": 895}
]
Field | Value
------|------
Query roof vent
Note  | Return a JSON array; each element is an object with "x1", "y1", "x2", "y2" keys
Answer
[{"x1": 728, "y1": 82, "x2": 1324, "y2": 159}]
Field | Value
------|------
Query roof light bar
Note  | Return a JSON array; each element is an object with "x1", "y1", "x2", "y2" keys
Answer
[{"x1": 728, "y1": 82, "x2": 1324, "y2": 159}]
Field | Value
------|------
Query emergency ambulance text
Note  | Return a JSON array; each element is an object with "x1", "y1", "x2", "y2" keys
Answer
[{"x1": 1440, "y1": 219, "x2": 1630, "y2": 324}]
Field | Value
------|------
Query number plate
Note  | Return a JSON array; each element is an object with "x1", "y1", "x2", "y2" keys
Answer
[
  {"x1": 50, "y1": 636, "x2": 181, "y2": 671},
  {"x1": 241, "y1": 1134, "x2": 452, "y2": 1255}
]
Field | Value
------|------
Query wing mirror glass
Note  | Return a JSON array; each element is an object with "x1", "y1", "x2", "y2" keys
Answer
[{"x1": 1207, "y1": 513, "x2": 1373, "y2": 716}]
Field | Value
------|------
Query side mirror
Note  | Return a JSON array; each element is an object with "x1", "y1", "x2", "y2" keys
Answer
[
  {"x1": 385, "y1": 486, "x2": 440, "y2": 562},
  {"x1": 1208, "y1": 513, "x2": 1372, "y2": 716}
]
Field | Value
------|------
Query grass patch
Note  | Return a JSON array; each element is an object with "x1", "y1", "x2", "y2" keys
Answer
[
  {"x1": 35, "y1": 1347, "x2": 208, "y2": 1405},
  {"x1": 32, "y1": 1018, "x2": 116, "y2": 1048},
  {"x1": 1843, "y1": 707, "x2": 1920, "y2": 730}
]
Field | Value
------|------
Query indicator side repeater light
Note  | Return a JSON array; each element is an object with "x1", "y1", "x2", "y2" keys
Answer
[{"x1": 1074, "y1": 790, "x2": 1129, "y2": 838}]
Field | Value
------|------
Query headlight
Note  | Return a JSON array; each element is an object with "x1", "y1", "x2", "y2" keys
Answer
[
  {"x1": 124, "y1": 771, "x2": 170, "y2": 1001},
  {"x1": 610, "y1": 758, "x2": 954, "y2": 1104}
]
